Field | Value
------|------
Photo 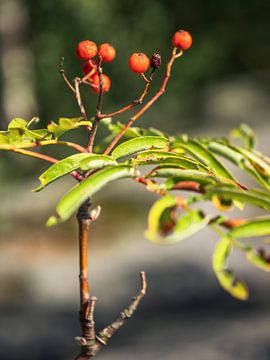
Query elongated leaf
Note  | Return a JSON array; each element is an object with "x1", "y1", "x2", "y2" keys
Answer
[
  {"x1": 206, "y1": 186, "x2": 270, "y2": 211},
  {"x1": 7, "y1": 117, "x2": 52, "y2": 141},
  {"x1": 230, "y1": 123, "x2": 255, "y2": 150},
  {"x1": 47, "y1": 117, "x2": 92, "y2": 138},
  {"x1": 173, "y1": 138, "x2": 236, "y2": 181},
  {"x1": 112, "y1": 136, "x2": 168, "y2": 160},
  {"x1": 133, "y1": 150, "x2": 209, "y2": 171},
  {"x1": 229, "y1": 217, "x2": 270, "y2": 238},
  {"x1": 34, "y1": 154, "x2": 116, "y2": 191},
  {"x1": 145, "y1": 195, "x2": 209, "y2": 244},
  {"x1": 102, "y1": 119, "x2": 166, "y2": 138},
  {"x1": 149, "y1": 168, "x2": 237, "y2": 190},
  {"x1": 207, "y1": 141, "x2": 270, "y2": 190},
  {"x1": 47, "y1": 165, "x2": 137, "y2": 225},
  {"x1": 212, "y1": 237, "x2": 249, "y2": 300},
  {"x1": 246, "y1": 248, "x2": 270, "y2": 272}
]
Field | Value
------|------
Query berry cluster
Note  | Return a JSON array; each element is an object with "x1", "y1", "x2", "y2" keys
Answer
[
  {"x1": 75, "y1": 30, "x2": 192, "y2": 95},
  {"x1": 76, "y1": 40, "x2": 116, "y2": 93}
]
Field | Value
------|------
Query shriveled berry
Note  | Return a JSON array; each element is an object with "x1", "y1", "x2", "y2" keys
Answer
[
  {"x1": 128, "y1": 53, "x2": 150, "y2": 73},
  {"x1": 98, "y1": 43, "x2": 116, "y2": 62},
  {"x1": 90, "y1": 74, "x2": 111, "y2": 94},
  {"x1": 76, "y1": 40, "x2": 98, "y2": 60},
  {"x1": 150, "y1": 53, "x2": 161, "y2": 69},
  {"x1": 172, "y1": 30, "x2": 192, "y2": 50},
  {"x1": 82, "y1": 60, "x2": 97, "y2": 76}
]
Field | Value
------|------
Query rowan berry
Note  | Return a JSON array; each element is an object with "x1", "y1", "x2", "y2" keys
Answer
[
  {"x1": 76, "y1": 40, "x2": 98, "y2": 60},
  {"x1": 82, "y1": 60, "x2": 97, "y2": 77},
  {"x1": 98, "y1": 43, "x2": 116, "y2": 62},
  {"x1": 172, "y1": 30, "x2": 192, "y2": 50},
  {"x1": 128, "y1": 53, "x2": 150, "y2": 73},
  {"x1": 90, "y1": 74, "x2": 111, "y2": 94}
]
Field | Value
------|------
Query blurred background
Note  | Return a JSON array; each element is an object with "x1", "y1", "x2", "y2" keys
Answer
[{"x1": 1, "y1": 0, "x2": 270, "y2": 359}]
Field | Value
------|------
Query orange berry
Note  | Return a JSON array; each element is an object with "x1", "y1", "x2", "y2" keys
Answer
[
  {"x1": 76, "y1": 40, "x2": 98, "y2": 60},
  {"x1": 128, "y1": 53, "x2": 150, "y2": 73},
  {"x1": 98, "y1": 43, "x2": 116, "y2": 62},
  {"x1": 90, "y1": 74, "x2": 111, "y2": 94},
  {"x1": 172, "y1": 30, "x2": 192, "y2": 50},
  {"x1": 82, "y1": 60, "x2": 97, "y2": 77}
]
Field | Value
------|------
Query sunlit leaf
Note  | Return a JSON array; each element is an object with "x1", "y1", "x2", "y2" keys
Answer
[
  {"x1": 229, "y1": 217, "x2": 270, "y2": 238},
  {"x1": 246, "y1": 248, "x2": 270, "y2": 272},
  {"x1": 112, "y1": 136, "x2": 169, "y2": 160},
  {"x1": 207, "y1": 141, "x2": 270, "y2": 190},
  {"x1": 206, "y1": 185, "x2": 270, "y2": 211},
  {"x1": 145, "y1": 195, "x2": 209, "y2": 244},
  {"x1": 47, "y1": 165, "x2": 137, "y2": 225},
  {"x1": 47, "y1": 117, "x2": 92, "y2": 138},
  {"x1": 212, "y1": 236, "x2": 249, "y2": 300},
  {"x1": 34, "y1": 154, "x2": 116, "y2": 191},
  {"x1": 172, "y1": 138, "x2": 236, "y2": 181},
  {"x1": 230, "y1": 123, "x2": 255, "y2": 150},
  {"x1": 133, "y1": 150, "x2": 209, "y2": 171}
]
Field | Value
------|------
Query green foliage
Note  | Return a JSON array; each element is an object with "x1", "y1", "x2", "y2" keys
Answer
[
  {"x1": 212, "y1": 237, "x2": 249, "y2": 301},
  {"x1": 111, "y1": 136, "x2": 169, "y2": 160},
  {"x1": 47, "y1": 165, "x2": 137, "y2": 225},
  {"x1": 1, "y1": 118, "x2": 270, "y2": 300}
]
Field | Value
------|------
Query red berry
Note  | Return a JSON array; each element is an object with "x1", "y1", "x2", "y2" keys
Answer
[
  {"x1": 172, "y1": 30, "x2": 192, "y2": 50},
  {"x1": 76, "y1": 40, "x2": 98, "y2": 60},
  {"x1": 98, "y1": 43, "x2": 116, "y2": 62},
  {"x1": 82, "y1": 60, "x2": 97, "y2": 77},
  {"x1": 128, "y1": 53, "x2": 150, "y2": 73},
  {"x1": 90, "y1": 74, "x2": 111, "y2": 94}
]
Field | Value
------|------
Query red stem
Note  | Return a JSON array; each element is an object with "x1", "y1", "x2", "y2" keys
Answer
[{"x1": 103, "y1": 48, "x2": 183, "y2": 155}]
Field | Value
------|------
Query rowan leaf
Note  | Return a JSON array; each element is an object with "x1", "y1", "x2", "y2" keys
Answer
[
  {"x1": 47, "y1": 165, "x2": 137, "y2": 225},
  {"x1": 212, "y1": 237, "x2": 249, "y2": 300}
]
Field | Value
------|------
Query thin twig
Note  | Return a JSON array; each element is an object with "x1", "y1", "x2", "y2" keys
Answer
[
  {"x1": 74, "y1": 78, "x2": 88, "y2": 120},
  {"x1": 5, "y1": 139, "x2": 88, "y2": 153},
  {"x1": 60, "y1": 57, "x2": 76, "y2": 93},
  {"x1": 104, "y1": 48, "x2": 183, "y2": 155},
  {"x1": 96, "y1": 271, "x2": 147, "y2": 346},
  {"x1": 75, "y1": 271, "x2": 147, "y2": 359},
  {"x1": 98, "y1": 70, "x2": 154, "y2": 120},
  {"x1": 86, "y1": 56, "x2": 103, "y2": 153},
  {"x1": 10, "y1": 148, "x2": 58, "y2": 163}
]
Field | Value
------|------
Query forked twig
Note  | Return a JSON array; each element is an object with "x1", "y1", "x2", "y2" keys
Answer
[
  {"x1": 75, "y1": 271, "x2": 147, "y2": 359},
  {"x1": 103, "y1": 48, "x2": 184, "y2": 155}
]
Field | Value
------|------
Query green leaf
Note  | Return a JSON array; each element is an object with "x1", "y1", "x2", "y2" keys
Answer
[
  {"x1": 47, "y1": 117, "x2": 92, "y2": 138},
  {"x1": 230, "y1": 123, "x2": 255, "y2": 150},
  {"x1": 145, "y1": 195, "x2": 209, "y2": 244},
  {"x1": 148, "y1": 168, "x2": 237, "y2": 189},
  {"x1": 102, "y1": 119, "x2": 166, "y2": 138},
  {"x1": 80, "y1": 154, "x2": 117, "y2": 170},
  {"x1": 8, "y1": 118, "x2": 28, "y2": 130},
  {"x1": 229, "y1": 217, "x2": 270, "y2": 238},
  {"x1": 245, "y1": 248, "x2": 270, "y2": 272},
  {"x1": 212, "y1": 237, "x2": 249, "y2": 300},
  {"x1": 133, "y1": 150, "x2": 209, "y2": 171},
  {"x1": 47, "y1": 165, "x2": 137, "y2": 225},
  {"x1": 173, "y1": 138, "x2": 236, "y2": 181},
  {"x1": 112, "y1": 136, "x2": 169, "y2": 160},
  {"x1": 34, "y1": 154, "x2": 117, "y2": 191},
  {"x1": 207, "y1": 141, "x2": 270, "y2": 190},
  {"x1": 206, "y1": 185, "x2": 270, "y2": 211}
]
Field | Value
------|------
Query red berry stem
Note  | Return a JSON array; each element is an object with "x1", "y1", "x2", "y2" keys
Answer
[
  {"x1": 74, "y1": 77, "x2": 88, "y2": 120},
  {"x1": 104, "y1": 47, "x2": 184, "y2": 155},
  {"x1": 98, "y1": 69, "x2": 156, "y2": 120},
  {"x1": 86, "y1": 56, "x2": 104, "y2": 152}
]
